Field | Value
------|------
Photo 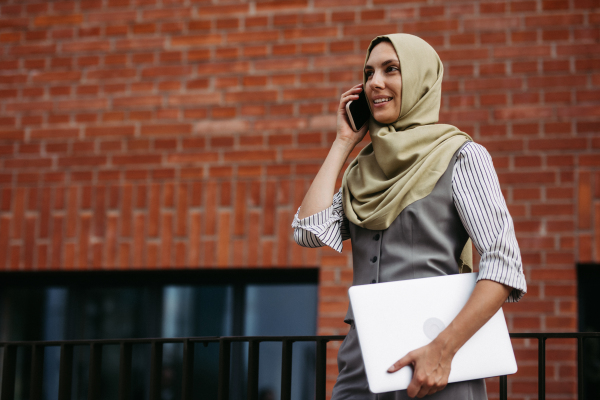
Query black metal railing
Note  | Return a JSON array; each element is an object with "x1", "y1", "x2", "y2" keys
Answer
[
  {"x1": 508, "y1": 332, "x2": 600, "y2": 400},
  {"x1": 1, "y1": 332, "x2": 599, "y2": 400}
]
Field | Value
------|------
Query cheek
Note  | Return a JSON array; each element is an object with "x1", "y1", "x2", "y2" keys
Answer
[{"x1": 386, "y1": 97, "x2": 400, "y2": 121}]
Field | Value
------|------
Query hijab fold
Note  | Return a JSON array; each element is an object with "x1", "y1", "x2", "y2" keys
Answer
[{"x1": 341, "y1": 33, "x2": 474, "y2": 272}]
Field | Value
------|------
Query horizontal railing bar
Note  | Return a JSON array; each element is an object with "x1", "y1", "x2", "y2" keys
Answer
[
  {"x1": 0, "y1": 338, "x2": 212, "y2": 346},
  {"x1": 0, "y1": 337, "x2": 220, "y2": 346},
  {"x1": 199, "y1": 335, "x2": 347, "y2": 342},
  {"x1": 0, "y1": 333, "x2": 597, "y2": 348},
  {"x1": 509, "y1": 332, "x2": 600, "y2": 338},
  {"x1": 0, "y1": 335, "x2": 347, "y2": 347}
]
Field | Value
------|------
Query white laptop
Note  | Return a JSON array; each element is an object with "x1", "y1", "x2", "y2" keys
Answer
[{"x1": 348, "y1": 272, "x2": 517, "y2": 394}]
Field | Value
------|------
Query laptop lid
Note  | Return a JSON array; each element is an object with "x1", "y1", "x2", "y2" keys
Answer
[{"x1": 348, "y1": 272, "x2": 517, "y2": 394}]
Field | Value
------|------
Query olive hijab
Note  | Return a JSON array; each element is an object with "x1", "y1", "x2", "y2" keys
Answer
[{"x1": 341, "y1": 33, "x2": 474, "y2": 272}]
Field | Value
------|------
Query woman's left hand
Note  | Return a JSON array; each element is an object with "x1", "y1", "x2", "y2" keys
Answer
[
  {"x1": 387, "y1": 280, "x2": 513, "y2": 398},
  {"x1": 387, "y1": 339, "x2": 454, "y2": 398}
]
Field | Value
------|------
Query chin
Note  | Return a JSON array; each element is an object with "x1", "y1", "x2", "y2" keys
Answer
[{"x1": 373, "y1": 112, "x2": 397, "y2": 125}]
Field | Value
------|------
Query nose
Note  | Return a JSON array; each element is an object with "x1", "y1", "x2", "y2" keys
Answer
[{"x1": 371, "y1": 70, "x2": 385, "y2": 90}]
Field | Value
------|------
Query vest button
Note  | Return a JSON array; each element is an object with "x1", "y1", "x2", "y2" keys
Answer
[
  {"x1": 370, "y1": 256, "x2": 377, "y2": 263},
  {"x1": 371, "y1": 279, "x2": 376, "y2": 284},
  {"x1": 373, "y1": 234, "x2": 380, "y2": 240}
]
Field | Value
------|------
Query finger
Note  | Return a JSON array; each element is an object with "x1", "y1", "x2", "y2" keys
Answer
[
  {"x1": 341, "y1": 86, "x2": 363, "y2": 97},
  {"x1": 340, "y1": 91, "x2": 360, "y2": 102},
  {"x1": 358, "y1": 119, "x2": 370, "y2": 133},
  {"x1": 416, "y1": 382, "x2": 432, "y2": 399},
  {"x1": 434, "y1": 378, "x2": 448, "y2": 393},
  {"x1": 425, "y1": 375, "x2": 447, "y2": 396},
  {"x1": 387, "y1": 353, "x2": 413, "y2": 373},
  {"x1": 405, "y1": 378, "x2": 422, "y2": 398},
  {"x1": 338, "y1": 94, "x2": 360, "y2": 109},
  {"x1": 341, "y1": 89, "x2": 361, "y2": 98},
  {"x1": 424, "y1": 380, "x2": 439, "y2": 397}
]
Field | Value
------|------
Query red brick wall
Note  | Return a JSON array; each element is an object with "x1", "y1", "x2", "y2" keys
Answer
[{"x1": 1, "y1": 0, "x2": 599, "y2": 398}]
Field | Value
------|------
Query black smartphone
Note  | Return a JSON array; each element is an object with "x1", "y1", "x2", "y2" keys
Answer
[{"x1": 345, "y1": 89, "x2": 370, "y2": 132}]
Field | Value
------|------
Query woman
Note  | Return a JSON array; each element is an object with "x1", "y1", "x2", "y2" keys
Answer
[{"x1": 291, "y1": 33, "x2": 527, "y2": 399}]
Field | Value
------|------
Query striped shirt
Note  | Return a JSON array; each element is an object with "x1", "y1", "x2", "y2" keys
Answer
[{"x1": 291, "y1": 142, "x2": 527, "y2": 302}]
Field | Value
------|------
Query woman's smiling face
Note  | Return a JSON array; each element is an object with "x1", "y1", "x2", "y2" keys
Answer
[{"x1": 364, "y1": 41, "x2": 402, "y2": 125}]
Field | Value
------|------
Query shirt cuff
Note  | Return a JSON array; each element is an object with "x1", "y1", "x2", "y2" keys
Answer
[
  {"x1": 476, "y1": 260, "x2": 527, "y2": 303},
  {"x1": 291, "y1": 204, "x2": 344, "y2": 252}
]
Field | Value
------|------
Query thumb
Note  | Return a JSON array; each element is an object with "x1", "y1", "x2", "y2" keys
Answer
[{"x1": 387, "y1": 352, "x2": 414, "y2": 373}]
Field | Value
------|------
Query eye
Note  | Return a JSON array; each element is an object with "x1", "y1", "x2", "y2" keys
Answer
[
  {"x1": 387, "y1": 66, "x2": 399, "y2": 73},
  {"x1": 364, "y1": 70, "x2": 373, "y2": 78}
]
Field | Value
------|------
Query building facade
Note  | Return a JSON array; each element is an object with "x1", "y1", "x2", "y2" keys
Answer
[{"x1": 1, "y1": 0, "x2": 599, "y2": 398}]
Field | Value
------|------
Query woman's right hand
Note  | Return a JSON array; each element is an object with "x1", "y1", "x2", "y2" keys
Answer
[
  {"x1": 336, "y1": 83, "x2": 369, "y2": 148},
  {"x1": 297, "y1": 85, "x2": 367, "y2": 219}
]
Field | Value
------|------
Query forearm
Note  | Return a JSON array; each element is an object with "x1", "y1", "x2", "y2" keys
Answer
[
  {"x1": 297, "y1": 139, "x2": 355, "y2": 219},
  {"x1": 433, "y1": 279, "x2": 512, "y2": 355}
]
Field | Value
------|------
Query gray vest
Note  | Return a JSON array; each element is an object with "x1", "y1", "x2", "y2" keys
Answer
[{"x1": 345, "y1": 147, "x2": 469, "y2": 323}]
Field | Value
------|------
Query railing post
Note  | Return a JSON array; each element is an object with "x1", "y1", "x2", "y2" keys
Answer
[
  {"x1": 182, "y1": 339, "x2": 194, "y2": 400},
  {"x1": 247, "y1": 339, "x2": 260, "y2": 400},
  {"x1": 88, "y1": 343, "x2": 103, "y2": 400},
  {"x1": 118, "y1": 342, "x2": 132, "y2": 400},
  {"x1": 218, "y1": 338, "x2": 231, "y2": 400},
  {"x1": 315, "y1": 339, "x2": 327, "y2": 400},
  {"x1": 1, "y1": 345, "x2": 17, "y2": 400},
  {"x1": 30, "y1": 344, "x2": 45, "y2": 400},
  {"x1": 58, "y1": 344, "x2": 74, "y2": 400},
  {"x1": 499, "y1": 375, "x2": 507, "y2": 400},
  {"x1": 280, "y1": 339, "x2": 293, "y2": 400},
  {"x1": 538, "y1": 335, "x2": 545, "y2": 400},
  {"x1": 577, "y1": 336, "x2": 584, "y2": 400},
  {"x1": 149, "y1": 341, "x2": 163, "y2": 400}
]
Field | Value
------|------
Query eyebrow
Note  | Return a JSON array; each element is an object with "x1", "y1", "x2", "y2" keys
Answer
[{"x1": 364, "y1": 59, "x2": 399, "y2": 70}]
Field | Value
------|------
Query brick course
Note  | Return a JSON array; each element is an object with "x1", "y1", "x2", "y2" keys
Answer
[{"x1": 1, "y1": 0, "x2": 600, "y2": 398}]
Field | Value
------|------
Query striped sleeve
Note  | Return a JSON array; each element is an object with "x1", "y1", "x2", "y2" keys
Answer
[
  {"x1": 452, "y1": 142, "x2": 527, "y2": 303},
  {"x1": 291, "y1": 187, "x2": 351, "y2": 253}
]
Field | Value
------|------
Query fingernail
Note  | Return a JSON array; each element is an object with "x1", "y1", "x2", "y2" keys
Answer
[{"x1": 387, "y1": 366, "x2": 395, "y2": 373}]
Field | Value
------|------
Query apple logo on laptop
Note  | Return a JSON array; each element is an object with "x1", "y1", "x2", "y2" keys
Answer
[{"x1": 423, "y1": 317, "x2": 446, "y2": 341}]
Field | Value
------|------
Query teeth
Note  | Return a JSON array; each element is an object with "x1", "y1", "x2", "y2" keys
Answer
[{"x1": 374, "y1": 97, "x2": 392, "y2": 104}]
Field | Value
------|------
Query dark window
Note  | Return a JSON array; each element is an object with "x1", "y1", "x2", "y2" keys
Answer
[
  {"x1": 0, "y1": 269, "x2": 319, "y2": 400},
  {"x1": 577, "y1": 263, "x2": 600, "y2": 399}
]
